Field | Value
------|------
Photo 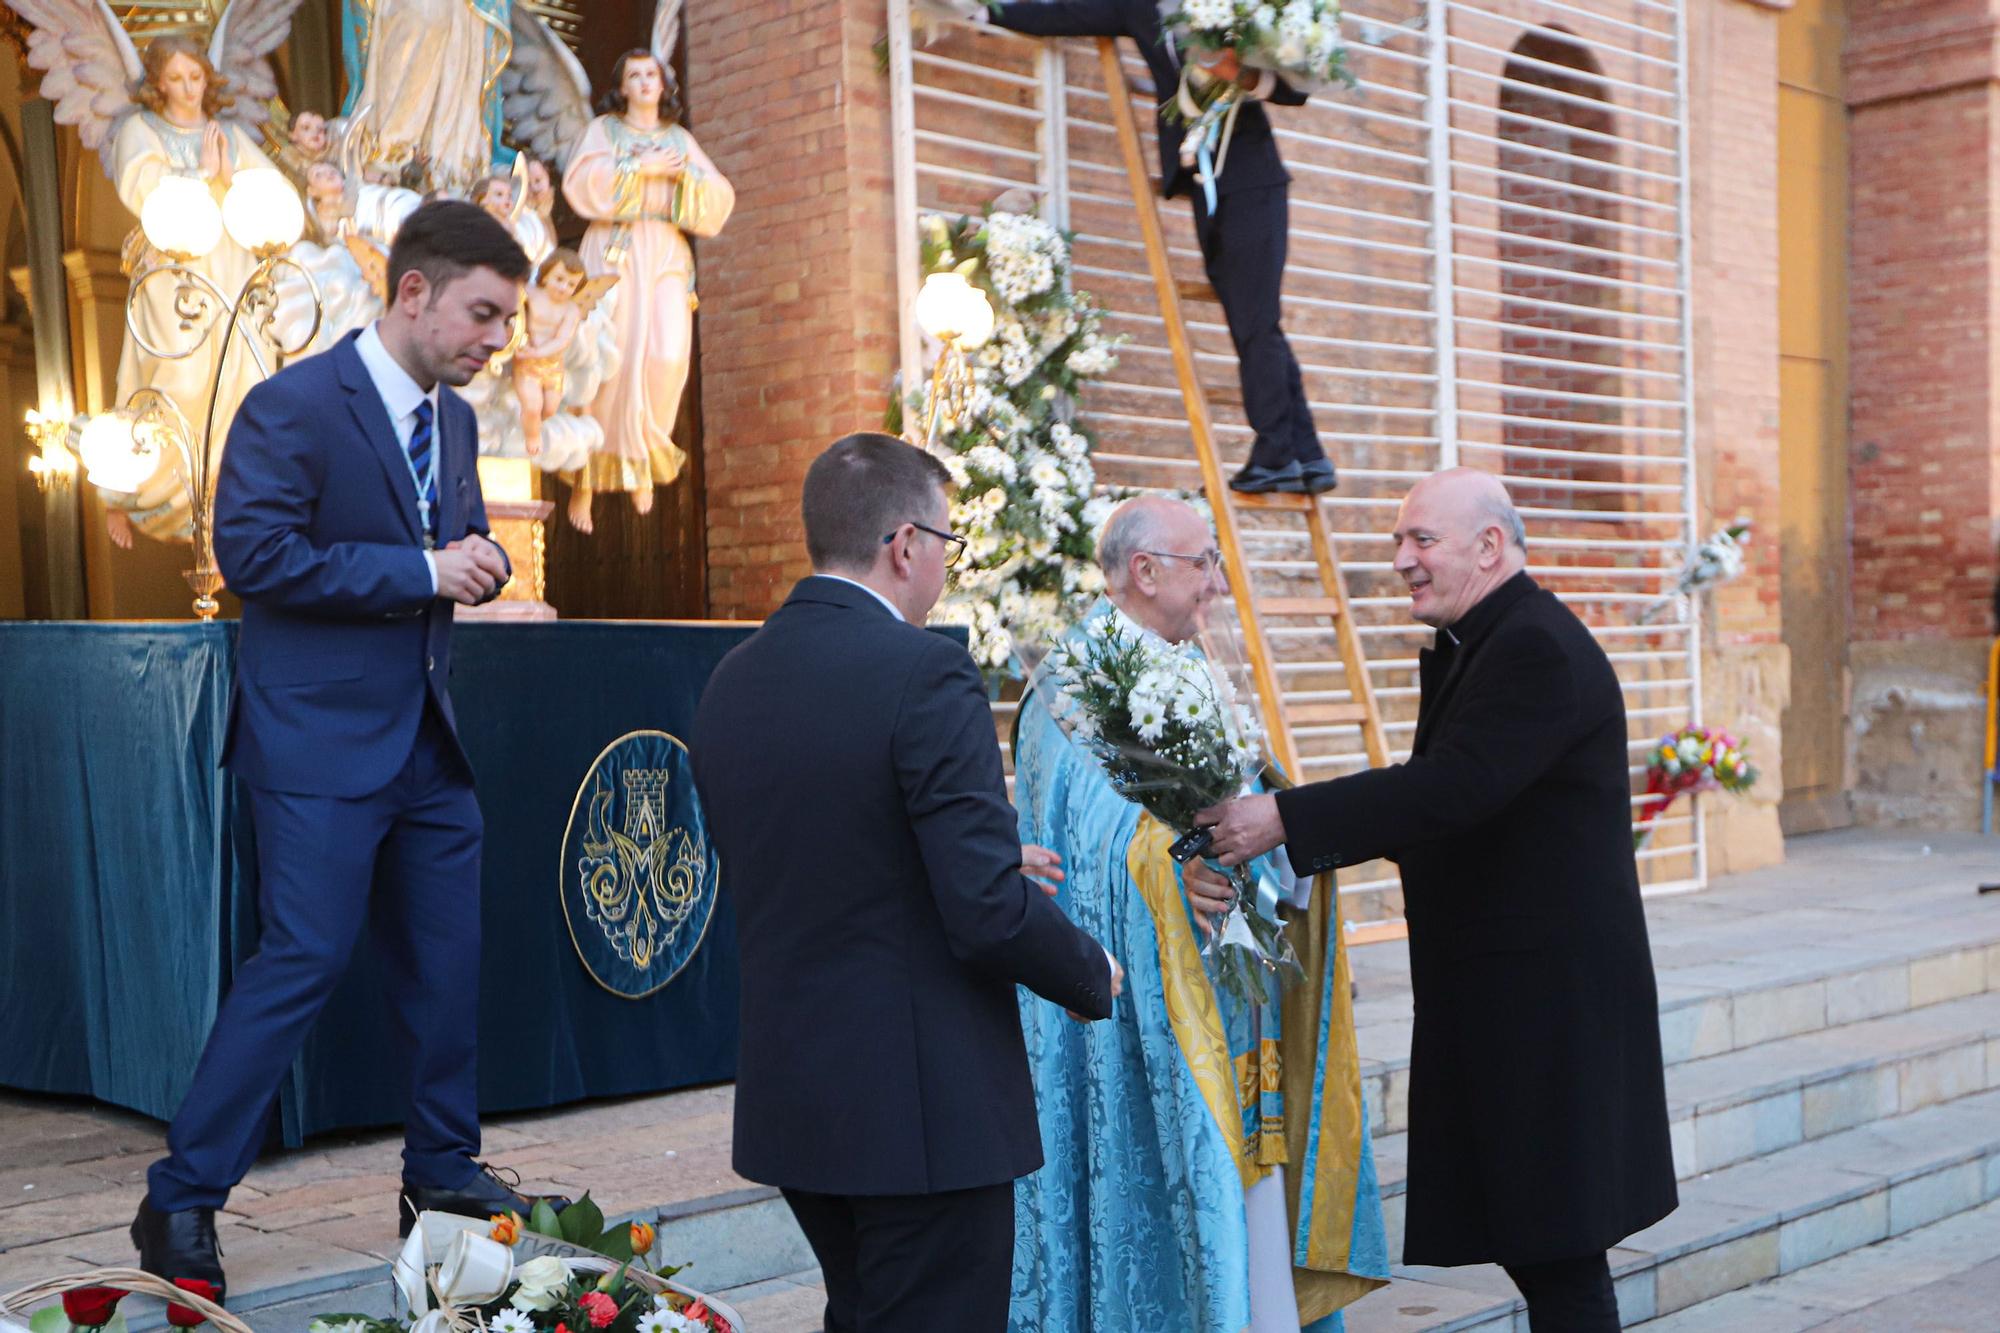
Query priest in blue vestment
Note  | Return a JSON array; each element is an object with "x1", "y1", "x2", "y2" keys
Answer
[{"x1": 1010, "y1": 497, "x2": 1389, "y2": 1332}]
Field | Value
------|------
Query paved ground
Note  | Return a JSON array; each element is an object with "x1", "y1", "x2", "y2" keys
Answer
[{"x1": 4, "y1": 828, "x2": 1998, "y2": 1332}]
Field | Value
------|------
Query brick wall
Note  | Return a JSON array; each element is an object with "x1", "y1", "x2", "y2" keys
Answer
[
  {"x1": 1848, "y1": 0, "x2": 2000, "y2": 644},
  {"x1": 687, "y1": 1, "x2": 902, "y2": 619}
]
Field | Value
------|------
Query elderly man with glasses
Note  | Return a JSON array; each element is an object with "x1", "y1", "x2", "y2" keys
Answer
[{"x1": 1006, "y1": 494, "x2": 1388, "y2": 1333}]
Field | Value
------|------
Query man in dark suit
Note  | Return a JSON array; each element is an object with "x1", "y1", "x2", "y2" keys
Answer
[
  {"x1": 1197, "y1": 469, "x2": 1678, "y2": 1331},
  {"x1": 983, "y1": 0, "x2": 1334, "y2": 494},
  {"x1": 131, "y1": 202, "x2": 564, "y2": 1300},
  {"x1": 692, "y1": 433, "x2": 1121, "y2": 1331}
]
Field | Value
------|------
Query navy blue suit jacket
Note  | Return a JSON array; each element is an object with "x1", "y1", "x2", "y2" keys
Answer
[
  {"x1": 988, "y1": 0, "x2": 1307, "y2": 199},
  {"x1": 691, "y1": 577, "x2": 1114, "y2": 1196},
  {"x1": 214, "y1": 330, "x2": 506, "y2": 798}
]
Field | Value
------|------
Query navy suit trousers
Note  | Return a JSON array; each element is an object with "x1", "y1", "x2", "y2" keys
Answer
[{"x1": 147, "y1": 710, "x2": 484, "y2": 1209}]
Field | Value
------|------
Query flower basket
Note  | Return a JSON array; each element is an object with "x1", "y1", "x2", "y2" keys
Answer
[{"x1": 2, "y1": 1269, "x2": 249, "y2": 1333}]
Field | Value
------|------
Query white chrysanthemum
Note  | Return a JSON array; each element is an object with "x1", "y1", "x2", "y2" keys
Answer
[{"x1": 489, "y1": 1313, "x2": 536, "y2": 1333}]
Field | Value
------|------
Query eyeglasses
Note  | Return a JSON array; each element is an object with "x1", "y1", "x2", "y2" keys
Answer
[
  {"x1": 1142, "y1": 548, "x2": 1226, "y2": 576},
  {"x1": 884, "y1": 521, "x2": 968, "y2": 568}
]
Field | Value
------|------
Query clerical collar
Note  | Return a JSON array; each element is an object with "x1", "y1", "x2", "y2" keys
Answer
[{"x1": 1437, "y1": 570, "x2": 1537, "y2": 651}]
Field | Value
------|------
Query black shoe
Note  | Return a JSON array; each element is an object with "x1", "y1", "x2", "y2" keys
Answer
[
  {"x1": 399, "y1": 1162, "x2": 572, "y2": 1237},
  {"x1": 1297, "y1": 459, "x2": 1338, "y2": 494},
  {"x1": 1229, "y1": 460, "x2": 1302, "y2": 494},
  {"x1": 130, "y1": 1198, "x2": 226, "y2": 1305}
]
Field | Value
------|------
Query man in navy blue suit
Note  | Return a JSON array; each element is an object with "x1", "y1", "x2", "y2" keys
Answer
[
  {"x1": 131, "y1": 201, "x2": 565, "y2": 1300},
  {"x1": 692, "y1": 434, "x2": 1122, "y2": 1331}
]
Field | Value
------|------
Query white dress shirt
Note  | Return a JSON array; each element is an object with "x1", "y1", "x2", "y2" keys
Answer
[
  {"x1": 819, "y1": 573, "x2": 905, "y2": 622},
  {"x1": 354, "y1": 322, "x2": 441, "y2": 592}
]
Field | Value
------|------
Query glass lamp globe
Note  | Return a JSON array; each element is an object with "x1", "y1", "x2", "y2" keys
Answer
[
  {"x1": 915, "y1": 272, "x2": 996, "y2": 350},
  {"x1": 140, "y1": 176, "x2": 223, "y2": 259},
  {"x1": 77, "y1": 412, "x2": 160, "y2": 495},
  {"x1": 221, "y1": 169, "x2": 307, "y2": 254}
]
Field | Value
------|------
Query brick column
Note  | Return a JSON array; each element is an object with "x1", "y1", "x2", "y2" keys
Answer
[
  {"x1": 1845, "y1": 0, "x2": 2000, "y2": 826},
  {"x1": 1689, "y1": 0, "x2": 1787, "y2": 870},
  {"x1": 687, "y1": 1, "x2": 901, "y2": 619}
]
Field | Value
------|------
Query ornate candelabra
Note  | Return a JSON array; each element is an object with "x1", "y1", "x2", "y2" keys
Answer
[{"x1": 78, "y1": 168, "x2": 322, "y2": 621}]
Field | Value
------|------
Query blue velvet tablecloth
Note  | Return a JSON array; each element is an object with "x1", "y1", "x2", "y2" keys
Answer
[{"x1": 0, "y1": 620, "x2": 755, "y2": 1144}]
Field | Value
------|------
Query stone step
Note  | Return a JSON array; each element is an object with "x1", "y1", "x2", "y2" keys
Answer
[
  {"x1": 1342, "y1": 1086, "x2": 2000, "y2": 1332},
  {"x1": 1366, "y1": 990, "x2": 2000, "y2": 1234},
  {"x1": 1629, "y1": 1194, "x2": 2000, "y2": 1330},
  {"x1": 1357, "y1": 931, "x2": 2000, "y2": 1142}
]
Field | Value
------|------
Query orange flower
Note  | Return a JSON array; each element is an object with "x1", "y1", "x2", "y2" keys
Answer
[
  {"x1": 489, "y1": 1210, "x2": 522, "y2": 1245},
  {"x1": 629, "y1": 1220, "x2": 656, "y2": 1256}
]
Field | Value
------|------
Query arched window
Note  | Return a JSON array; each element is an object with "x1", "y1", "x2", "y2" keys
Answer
[{"x1": 1496, "y1": 29, "x2": 1625, "y2": 513}]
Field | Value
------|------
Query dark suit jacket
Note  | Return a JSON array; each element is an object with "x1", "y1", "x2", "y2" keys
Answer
[
  {"x1": 988, "y1": 0, "x2": 1306, "y2": 199},
  {"x1": 692, "y1": 577, "x2": 1114, "y2": 1196},
  {"x1": 1275, "y1": 572, "x2": 1677, "y2": 1266},
  {"x1": 214, "y1": 329, "x2": 506, "y2": 798}
]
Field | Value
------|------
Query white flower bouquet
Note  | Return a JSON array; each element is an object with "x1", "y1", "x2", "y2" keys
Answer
[
  {"x1": 1160, "y1": 0, "x2": 1357, "y2": 207},
  {"x1": 1639, "y1": 518, "x2": 1753, "y2": 624},
  {"x1": 306, "y1": 1204, "x2": 736, "y2": 1333},
  {"x1": 1041, "y1": 609, "x2": 1302, "y2": 1005},
  {"x1": 1165, "y1": 0, "x2": 1355, "y2": 90}
]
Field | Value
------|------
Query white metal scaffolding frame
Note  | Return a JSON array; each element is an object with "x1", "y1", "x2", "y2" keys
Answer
[{"x1": 887, "y1": 0, "x2": 1708, "y2": 923}]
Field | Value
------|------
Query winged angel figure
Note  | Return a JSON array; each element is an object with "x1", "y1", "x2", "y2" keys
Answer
[
  {"x1": 501, "y1": 0, "x2": 735, "y2": 533},
  {"x1": 8, "y1": 0, "x2": 304, "y2": 545}
]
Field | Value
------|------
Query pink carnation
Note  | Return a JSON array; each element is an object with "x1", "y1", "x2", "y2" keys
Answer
[{"x1": 577, "y1": 1292, "x2": 618, "y2": 1329}]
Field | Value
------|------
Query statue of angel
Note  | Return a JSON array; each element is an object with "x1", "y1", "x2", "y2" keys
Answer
[
  {"x1": 507, "y1": 152, "x2": 558, "y2": 268},
  {"x1": 267, "y1": 162, "x2": 382, "y2": 359},
  {"x1": 11, "y1": 0, "x2": 305, "y2": 546},
  {"x1": 502, "y1": 0, "x2": 735, "y2": 534},
  {"x1": 339, "y1": 0, "x2": 511, "y2": 196},
  {"x1": 459, "y1": 257, "x2": 623, "y2": 475}
]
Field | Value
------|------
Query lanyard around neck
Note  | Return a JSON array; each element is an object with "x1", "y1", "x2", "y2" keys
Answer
[{"x1": 398, "y1": 395, "x2": 440, "y2": 545}]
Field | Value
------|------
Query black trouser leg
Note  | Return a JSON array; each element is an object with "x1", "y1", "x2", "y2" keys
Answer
[
  {"x1": 783, "y1": 1182, "x2": 1015, "y2": 1332},
  {"x1": 1192, "y1": 183, "x2": 1324, "y2": 469},
  {"x1": 1502, "y1": 1252, "x2": 1621, "y2": 1332}
]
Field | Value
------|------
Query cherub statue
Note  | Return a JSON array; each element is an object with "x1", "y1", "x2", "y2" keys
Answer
[
  {"x1": 513, "y1": 248, "x2": 618, "y2": 458},
  {"x1": 339, "y1": 0, "x2": 510, "y2": 195},
  {"x1": 470, "y1": 172, "x2": 515, "y2": 223},
  {"x1": 501, "y1": 0, "x2": 735, "y2": 533},
  {"x1": 277, "y1": 107, "x2": 333, "y2": 185},
  {"x1": 507, "y1": 152, "x2": 558, "y2": 267},
  {"x1": 270, "y1": 161, "x2": 383, "y2": 358},
  {"x1": 10, "y1": 0, "x2": 306, "y2": 546}
]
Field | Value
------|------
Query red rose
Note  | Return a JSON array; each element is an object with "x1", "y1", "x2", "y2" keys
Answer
[
  {"x1": 61, "y1": 1287, "x2": 127, "y2": 1327},
  {"x1": 577, "y1": 1292, "x2": 617, "y2": 1329},
  {"x1": 165, "y1": 1279, "x2": 219, "y2": 1328}
]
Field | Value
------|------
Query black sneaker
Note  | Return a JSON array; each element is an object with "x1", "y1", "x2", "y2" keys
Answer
[
  {"x1": 1229, "y1": 460, "x2": 1302, "y2": 494},
  {"x1": 398, "y1": 1162, "x2": 572, "y2": 1237},
  {"x1": 130, "y1": 1197, "x2": 226, "y2": 1305}
]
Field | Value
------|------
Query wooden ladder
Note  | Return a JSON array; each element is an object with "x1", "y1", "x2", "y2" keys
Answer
[{"x1": 1095, "y1": 37, "x2": 1392, "y2": 797}]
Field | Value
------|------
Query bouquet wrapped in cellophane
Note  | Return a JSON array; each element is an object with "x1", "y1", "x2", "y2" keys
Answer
[
  {"x1": 1634, "y1": 725, "x2": 1758, "y2": 849},
  {"x1": 1038, "y1": 606, "x2": 1302, "y2": 1005}
]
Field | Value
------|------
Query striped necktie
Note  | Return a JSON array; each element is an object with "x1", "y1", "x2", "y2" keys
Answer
[{"x1": 407, "y1": 399, "x2": 438, "y2": 537}]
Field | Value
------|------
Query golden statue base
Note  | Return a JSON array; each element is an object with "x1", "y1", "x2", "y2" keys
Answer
[{"x1": 457, "y1": 458, "x2": 556, "y2": 621}]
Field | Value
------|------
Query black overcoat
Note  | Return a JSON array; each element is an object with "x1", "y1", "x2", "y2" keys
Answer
[
  {"x1": 1276, "y1": 572, "x2": 1678, "y2": 1265},
  {"x1": 691, "y1": 577, "x2": 1114, "y2": 1198}
]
